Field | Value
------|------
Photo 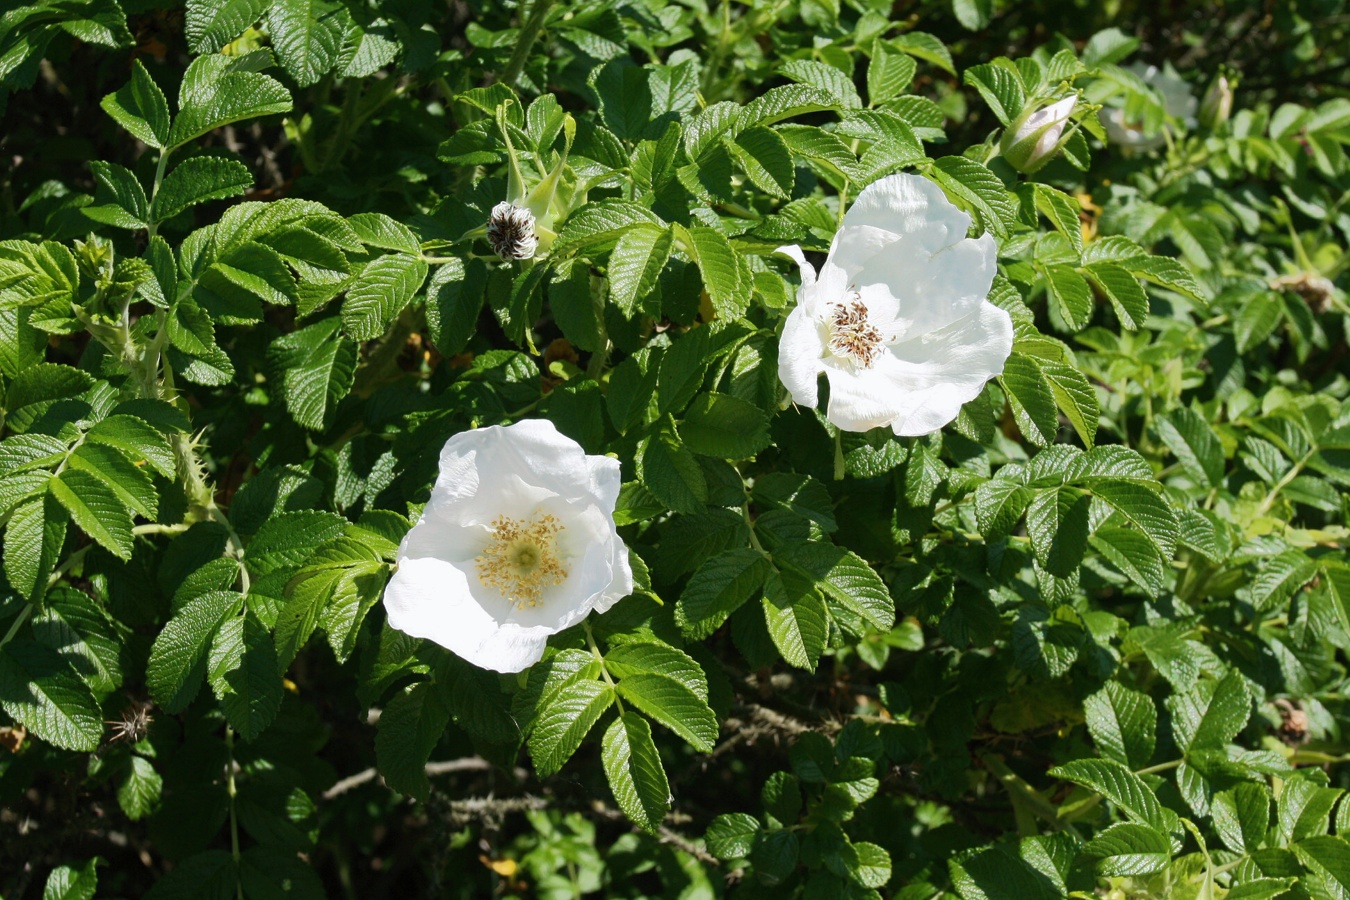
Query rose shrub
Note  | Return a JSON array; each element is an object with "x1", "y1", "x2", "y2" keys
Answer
[{"x1": 1, "y1": 0, "x2": 1349, "y2": 897}]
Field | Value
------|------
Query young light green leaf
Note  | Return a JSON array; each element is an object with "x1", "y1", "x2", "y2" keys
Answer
[{"x1": 43, "y1": 857, "x2": 100, "y2": 900}]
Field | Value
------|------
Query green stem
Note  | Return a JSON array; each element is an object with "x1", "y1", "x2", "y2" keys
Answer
[
  {"x1": 1135, "y1": 758, "x2": 1182, "y2": 776},
  {"x1": 226, "y1": 725, "x2": 243, "y2": 900},
  {"x1": 500, "y1": 0, "x2": 556, "y2": 90},
  {"x1": 146, "y1": 147, "x2": 172, "y2": 239},
  {"x1": 1253, "y1": 450, "x2": 1314, "y2": 519},
  {"x1": 833, "y1": 431, "x2": 846, "y2": 481},
  {"x1": 583, "y1": 620, "x2": 623, "y2": 713},
  {"x1": 0, "y1": 604, "x2": 33, "y2": 648}
]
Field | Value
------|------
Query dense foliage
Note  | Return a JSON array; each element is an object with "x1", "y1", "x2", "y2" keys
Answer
[{"x1": 2, "y1": 0, "x2": 1350, "y2": 897}]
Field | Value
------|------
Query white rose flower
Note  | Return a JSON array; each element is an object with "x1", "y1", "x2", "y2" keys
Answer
[
  {"x1": 383, "y1": 419, "x2": 633, "y2": 673},
  {"x1": 1100, "y1": 63, "x2": 1197, "y2": 151},
  {"x1": 776, "y1": 173, "x2": 1013, "y2": 436}
]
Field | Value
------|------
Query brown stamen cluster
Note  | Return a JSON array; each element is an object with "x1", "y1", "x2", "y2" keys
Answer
[
  {"x1": 487, "y1": 202, "x2": 539, "y2": 261},
  {"x1": 828, "y1": 293, "x2": 885, "y2": 368},
  {"x1": 475, "y1": 512, "x2": 568, "y2": 608}
]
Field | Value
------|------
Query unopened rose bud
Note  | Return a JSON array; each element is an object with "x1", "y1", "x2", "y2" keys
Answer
[
  {"x1": 1199, "y1": 74, "x2": 1234, "y2": 130},
  {"x1": 1000, "y1": 96, "x2": 1077, "y2": 174},
  {"x1": 486, "y1": 201, "x2": 539, "y2": 261}
]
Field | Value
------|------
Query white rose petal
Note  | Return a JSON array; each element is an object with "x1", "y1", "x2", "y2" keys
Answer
[
  {"x1": 776, "y1": 173, "x2": 1013, "y2": 437},
  {"x1": 1101, "y1": 63, "x2": 1197, "y2": 151},
  {"x1": 383, "y1": 419, "x2": 633, "y2": 673}
]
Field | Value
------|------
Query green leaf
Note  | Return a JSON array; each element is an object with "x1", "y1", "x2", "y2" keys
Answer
[
  {"x1": 268, "y1": 317, "x2": 357, "y2": 431},
  {"x1": 1090, "y1": 526, "x2": 1168, "y2": 594},
  {"x1": 341, "y1": 254, "x2": 428, "y2": 341},
  {"x1": 1084, "y1": 681, "x2": 1157, "y2": 769},
  {"x1": 552, "y1": 201, "x2": 663, "y2": 256},
  {"x1": 775, "y1": 542, "x2": 893, "y2": 633},
  {"x1": 1025, "y1": 486, "x2": 1091, "y2": 576},
  {"x1": 1030, "y1": 184, "x2": 1083, "y2": 253},
  {"x1": 677, "y1": 549, "x2": 773, "y2": 639},
  {"x1": 86, "y1": 415, "x2": 176, "y2": 478},
  {"x1": 1155, "y1": 408, "x2": 1224, "y2": 487},
  {"x1": 348, "y1": 213, "x2": 422, "y2": 255},
  {"x1": 1040, "y1": 362, "x2": 1099, "y2": 449},
  {"x1": 752, "y1": 473, "x2": 837, "y2": 533},
  {"x1": 3, "y1": 363, "x2": 94, "y2": 434},
  {"x1": 930, "y1": 157, "x2": 1015, "y2": 237},
  {"x1": 170, "y1": 53, "x2": 293, "y2": 149},
  {"x1": 375, "y1": 682, "x2": 449, "y2": 801},
  {"x1": 762, "y1": 565, "x2": 829, "y2": 670},
  {"x1": 1089, "y1": 480, "x2": 1179, "y2": 559},
  {"x1": 615, "y1": 672, "x2": 717, "y2": 752},
  {"x1": 147, "y1": 591, "x2": 245, "y2": 713},
  {"x1": 3, "y1": 493, "x2": 67, "y2": 602},
  {"x1": 602, "y1": 712, "x2": 671, "y2": 832},
  {"x1": 48, "y1": 469, "x2": 134, "y2": 559},
  {"x1": 186, "y1": 0, "x2": 272, "y2": 53},
  {"x1": 1293, "y1": 836, "x2": 1350, "y2": 893},
  {"x1": 84, "y1": 160, "x2": 148, "y2": 230},
  {"x1": 892, "y1": 31, "x2": 956, "y2": 74},
  {"x1": 426, "y1": 258, "x2": 488, "y2": 355},
  {"x1": 101, "y1": 59, "x2": 171, "y2": 148},
  {"x1": 1050, "y1": 758, "x2": 1175, "y2": 833},
  {"x1": 208, "y1": 612, "x2": 283, "y2": 740},
  {"x1": 547, "y1": 259, "x2": 600, "y2": 353},
  {"x1": 678, "y1": 225, "x2": 749, "y2": 320},
  {"x1": 729, "y1": 126, "x2": 795, "y2": 198},
  {"x1": 738, "y1": 84, "x2": 838, "y2": 130},
  {"x1": 151, "y1": 157, "x2": 253, "y2": 223},
  {"x1": 779, "y1": 59, "x2": 862, "y2": 109},
  {"x1": 0, "y1": 640, "x2": 102, "y2": 752},
  {"x1": 638, "y1": 418, "x2": 708, "y2": 515},
  {"x1": 1080, "y1": 823, "x2": 1171, "y2": 876},
  {"x1": 607, "y1": 222, "x2": 672, "y2": 317},
  {"x1": 119, "y1": 755, "x2": 164, "y2": 821},
  {"x1": 527, "y1": 678, "x2": 613, "y2": 777},
  {"x1": 963, "y1": 61, "x2": 1026, "y2": 126},
  {"x1": 679, "y1": 392, "x2": 770, "y2": 459},
  {"x1": 1000, "y1": 353, "x2": 1059, "y2": 447},
  {"x1": 604, "y1": 642, "x2": 708, "y2": 700},
  {"x1": 706, "y1": 813, "x2": 761, "y2": 859},
  {"x1": 1250, "y1": 551, "x2": 1319, "y2": 613},
  {"x1": 1046, "y1": 265, "x2": 1093, "y2": 331},
  {"x1": 265, "y1": 0, "x2": 344, "y2": 87},
  {"x1": 43, "y1": 858, "x2": 99, "y2": 900},
  {"x1": 867, "y1": 41, "x2": 918, "y2": 105},
  {"x1": 1212, "y1": 783, "x2": 1270, "y2": 854},
  {"x1": 1084, "y1": 263, "x2": 1150, "y2": 330},
  {"x1": 317, "y1": 563, "x2": 386, "y2": 662},
  {"x1": 142, "y1": 850, "x2": 236, "y2": 900},
  {"x1": 1167, "y1": 669, "x2": 1251, "y2": 756},
  {"x1": 67, "y1": 442, "x2": 158, "y2": 521},
  {"x1": 32, "y1": 587, "x2": 123, "y2": 694}
]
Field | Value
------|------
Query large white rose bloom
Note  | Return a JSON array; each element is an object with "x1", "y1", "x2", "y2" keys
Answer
[
  {"x1": 383, "y1": 419, "x2": 633, "y2": 673},
  {"x1": 776, "y1": 173, "x2": 1013, "y2": 436},
  {"x1": 1100, "y1": 63, "x2": 1197, "y2": 151}
]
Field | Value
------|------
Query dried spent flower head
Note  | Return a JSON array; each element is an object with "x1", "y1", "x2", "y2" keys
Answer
[
  {"x1": 1271, "y1": 272, "x2": 1337, "y2": 313},
  {"x1": 487, "y1": 201, "x2": 539, "y2": 261},
  {"x1": 107, "y1": 700, "x2": 154, "y2": 744},
  {"x1": 1275, "y1": 698, "x2": 1311, "y2": 746}
]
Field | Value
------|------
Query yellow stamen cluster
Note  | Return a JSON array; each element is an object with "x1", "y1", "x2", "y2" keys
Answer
[
  {"x1": 474, "y1": 512, "x2": 568, "y2": 608},
  {"x1": 829, "y1": 292, "x2": 884, "y2": 368}
]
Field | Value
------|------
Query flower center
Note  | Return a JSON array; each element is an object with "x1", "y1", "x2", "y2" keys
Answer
[
  {"x1": 828, "y1": 292, "x2": 885, "y2": 368},
  {"x1": 475, "y1": 512, "x2": 568, "y2": 608}
]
